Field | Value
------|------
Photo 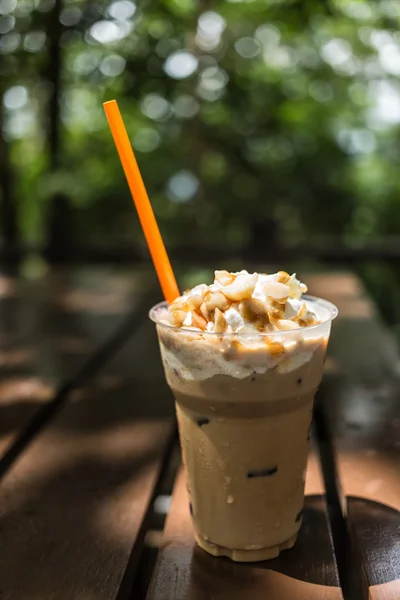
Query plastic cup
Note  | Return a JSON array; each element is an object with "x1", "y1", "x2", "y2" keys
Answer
[{"x1": 150, "y1": 296, "x2": 337, "y2": 562}]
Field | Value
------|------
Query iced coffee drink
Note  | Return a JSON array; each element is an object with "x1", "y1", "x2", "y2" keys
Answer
[{"x1": 150, "y1": 270, "x2": 337, "y2": 562}]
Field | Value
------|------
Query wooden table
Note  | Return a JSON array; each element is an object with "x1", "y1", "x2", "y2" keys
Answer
[{"x1": 0, "y1": 266, "x2": 398, "y2": 600}]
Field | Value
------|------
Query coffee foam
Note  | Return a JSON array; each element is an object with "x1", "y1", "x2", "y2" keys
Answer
[{"x1": 158, "y1": 301, "x2": 328, "y2": 381}]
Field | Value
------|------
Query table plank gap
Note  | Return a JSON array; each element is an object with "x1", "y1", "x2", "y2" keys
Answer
[
  {"x1": 117, "y1": 429, "x2": 179, "y2": 600},
  {"x1": 307, "y1": 271, "x2": 400, "y2": 600}
]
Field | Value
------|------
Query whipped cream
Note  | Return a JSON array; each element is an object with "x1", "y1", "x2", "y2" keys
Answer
[{"x1": 153, "y1": 270, "x2": 331, "y2": 381}]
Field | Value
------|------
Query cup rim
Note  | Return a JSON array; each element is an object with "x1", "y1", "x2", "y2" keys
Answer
[{"x1": 149, "y1": 294, "x2": 338, "y2": 338}]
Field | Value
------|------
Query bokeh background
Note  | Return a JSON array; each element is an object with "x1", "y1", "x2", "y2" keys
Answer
[{"x1": 1, "y1": 0, "x2": 400, "y2": 338}]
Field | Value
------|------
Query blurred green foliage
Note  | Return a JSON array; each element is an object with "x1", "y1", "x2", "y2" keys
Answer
[{"x1": 1, "y1": 0, "x2": 400, "y2": 251}]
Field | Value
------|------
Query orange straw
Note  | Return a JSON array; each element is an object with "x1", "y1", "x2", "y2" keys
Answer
[{"x1": 103, "y1": 100, "x2": 180, "y2": 304}]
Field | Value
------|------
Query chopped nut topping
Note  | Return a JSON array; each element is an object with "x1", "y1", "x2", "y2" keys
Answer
[
  {"x1": 222, "y1": 273, "x2": 257, "y2": 301},
  {"x1": 170, "y1": 310, "x2": 187, "y2": 326},
  {"x1": 192, "y1": 312, "x2": 207, "y2": 330},
  {"x1": 166, "y1": 270, "x2": 319, "y2": 333},
  {"x1": 200, "y1": 302, "x2": 212, "y2": 321},
  {"x1": 264, "y1": 281, "x2": 290, "y2": 300},
  {"x1": 214, "y1": 308, "x2": 227, "y2": 333},
  {"x1": 170, "y1": 299, "x2": 191, "y2": 312},
  {"x1": 187, "y1": 294, "x2": 203, "y2": 310},
  {"x1": 277, "y1": 271, "x2": 290, "y2": 284},
  {"x1": 215, "y1": 270, "x2": 235, "y2": 286},
  {"x1": 239, "y1": 298, "x2": 268, "y2": 322},
  {"x1": 206, "y1": 291, "x2": 231, "y2": 312}
]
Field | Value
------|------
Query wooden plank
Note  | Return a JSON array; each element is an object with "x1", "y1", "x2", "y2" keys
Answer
[
  {"x1": 147, "y1": 446, "x2": 343, "y2": 600},
  {"x1": 307, "y1": 272, "x2": 400, "y2": 600},
  {"x1": 0, "y1": 266, "x2": 153, "y2": 456},
  {"x1": 0, "y1": 312, "x2": 176, "y2": 599}
]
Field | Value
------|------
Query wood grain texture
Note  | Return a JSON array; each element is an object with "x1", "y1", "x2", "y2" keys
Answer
[
  {"x1": 0, "y1": 266, "x2": 153, "y2": 456},
  {"x1": 147, "y1": 448, "x2": 343, "y2": 600},
  {"x1": 307, "y1": 272, "x2": 400, "y2": 598},
  {"x1": 0, "y1": 309, "x2": 175, "y2": 600}
]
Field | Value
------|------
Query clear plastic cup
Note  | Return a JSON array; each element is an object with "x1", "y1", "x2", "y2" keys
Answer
[{"x1": 150, "y1": 296, "x2": 338, "y2": 562}]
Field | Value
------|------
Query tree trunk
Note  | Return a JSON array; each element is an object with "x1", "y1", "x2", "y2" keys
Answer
[
  {"x1": 0, "y1": 93, "x2": 18, "y2": 262},
  {"x1": 45, "y1": 0, "x2": 71, "y2": 261}
]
